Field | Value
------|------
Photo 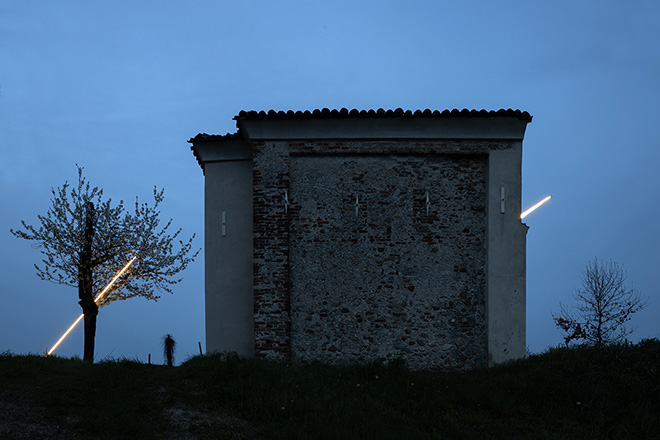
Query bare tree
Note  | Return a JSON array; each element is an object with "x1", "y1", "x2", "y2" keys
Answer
[
  {"x1": 553, "y1": 258, "x2": 646, "y2": 347},
  {"x1": 11, "y1": 166, "x2": 199, "y2": 361}
]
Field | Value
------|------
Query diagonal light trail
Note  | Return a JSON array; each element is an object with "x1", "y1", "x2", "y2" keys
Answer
[
  {"x1": 47, "y1": 256, "x2": 137, "y2": 356},
  {"x1": 521, "y1": 195, "x2": 552, "y2": 219}
]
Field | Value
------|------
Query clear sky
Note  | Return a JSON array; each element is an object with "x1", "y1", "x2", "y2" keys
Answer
[{"x1": 1, "y1": 1, "x2": 658, "y2": 364}]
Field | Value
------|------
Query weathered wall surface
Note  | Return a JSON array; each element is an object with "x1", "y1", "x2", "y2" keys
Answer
[
  {"x1": 289, "y1": 155, "x2": 487, "y2": 370},
  {"x1": 253, "y1": 140, "x2": 505, "y2": 369},
  {"x1": 252, "y1": 141, "x2": 291, "y2": 359}
]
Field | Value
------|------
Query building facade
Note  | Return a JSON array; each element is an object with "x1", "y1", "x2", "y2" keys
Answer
[{"x1": 190, "y1": 108, "x2": 532, "y2": 370}]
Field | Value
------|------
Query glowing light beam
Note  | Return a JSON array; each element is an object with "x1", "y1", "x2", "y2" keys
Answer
[
  {"x1": 46, "y1": 314, "x2": 84, "y2": 357},
  {"x1": 521, "y1": 195, "x2": 552, "y2": 219},
  {"x1": 47, "y1": 256, "x2": 137, "y2": 356}
]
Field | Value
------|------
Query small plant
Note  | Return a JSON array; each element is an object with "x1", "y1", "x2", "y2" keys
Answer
[{"x1": 162, "y1": 334, "x2": 176, "y2": 366}]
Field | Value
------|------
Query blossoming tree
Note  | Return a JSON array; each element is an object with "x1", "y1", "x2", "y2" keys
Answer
[{"x1": 11, "y1": 166, "x2": 199, "y2": 361}]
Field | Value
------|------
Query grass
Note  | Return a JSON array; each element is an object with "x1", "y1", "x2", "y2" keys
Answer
[{"x1": 1, "y1": 339, "x2": 659, "y2": 439}]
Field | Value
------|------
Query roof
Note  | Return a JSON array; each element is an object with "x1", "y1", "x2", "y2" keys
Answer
[
  {"x1": 234, "y1": 107, "x2": 532, "y2": 122},
  {"x1": 188, "y1": 131, "x2": 243, "y2": 144},
  {"x1": 189, "y1": 108, "x2": 532, "y2": 173},
  {"x1": 189, "y1": 108, "x2": 532, "y2": 144}
]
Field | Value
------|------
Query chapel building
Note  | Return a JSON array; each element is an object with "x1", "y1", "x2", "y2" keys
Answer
[{"x1": 189, "y1": 107, "x2": 532, "y2": 370}]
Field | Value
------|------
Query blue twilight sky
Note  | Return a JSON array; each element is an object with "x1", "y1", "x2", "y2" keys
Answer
[{"x1": 1, "y1": 1, "x2": 659, "y2": 364}]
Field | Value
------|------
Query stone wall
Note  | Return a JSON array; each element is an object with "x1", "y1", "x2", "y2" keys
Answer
[{"x1": 253, "y1": 140, "x2": 508, "y2": 369}]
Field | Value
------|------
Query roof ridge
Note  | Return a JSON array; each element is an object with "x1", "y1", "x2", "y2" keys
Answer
[{"x1": 233, "y1": 107, "x2": 532, "y2": 122}]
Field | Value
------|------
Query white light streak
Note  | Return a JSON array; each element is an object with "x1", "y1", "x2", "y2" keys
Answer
[
  {"x1": 521, "y1": 195, "x2": 552, "y2": 219},
  {"x1": 47, "y1": 256, "x2": 137, "y2": 356},
  {"x1": 46, "y1": 314, "x2": 84, "y2": 357}
]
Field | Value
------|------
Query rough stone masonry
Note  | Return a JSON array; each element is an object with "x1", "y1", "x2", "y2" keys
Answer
[{"x1": 190, "y1": 108, "x2": 532, "y2": 370}]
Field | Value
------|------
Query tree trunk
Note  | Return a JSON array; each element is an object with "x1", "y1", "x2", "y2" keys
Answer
[
  {"x1": 81, "y1": 296, "x2": 98, "y2": 362},
  {"x1": 596, "y1": 312, "x2": 603, "y2": 347},
  {"x1": 79, "y1": 202, "x2": 97, "y2": 362}
]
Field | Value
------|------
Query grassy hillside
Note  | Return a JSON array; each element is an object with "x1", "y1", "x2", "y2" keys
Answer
[{"x1": 1, "y1": 340, "x2": 659, "y2": 439}]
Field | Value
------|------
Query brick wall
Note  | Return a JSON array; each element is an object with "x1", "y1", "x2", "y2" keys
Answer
[{"x1": 253, "y1": 140, "x2": 510, "y2": 369}]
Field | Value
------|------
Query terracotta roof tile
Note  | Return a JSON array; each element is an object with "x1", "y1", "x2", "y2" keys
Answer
[
  {"x1": 234, "y1": 107, "x2": 532, "y2": 122},
  {"x1": 187, "y1": 131, "x2": 243, "y2": 144}
]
